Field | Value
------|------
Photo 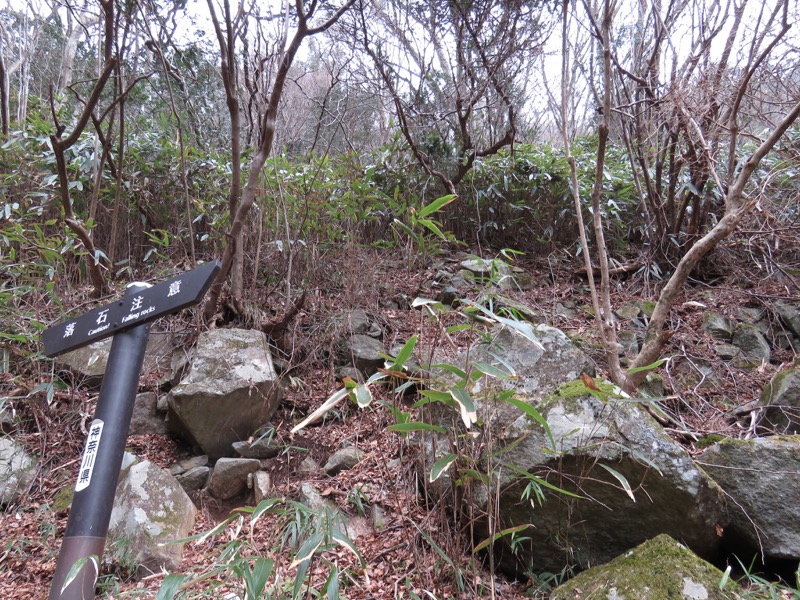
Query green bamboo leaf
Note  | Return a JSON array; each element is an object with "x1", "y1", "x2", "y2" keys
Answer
[
  {"x1": 500, "y1": 395, "x2": 555, "y2": 452},
  {"x1": 505, "y1": 464, "x2": 584, "y2": 498},
  {"x1": 473, "y1": 361, "x2": 515, "y2": 379},
  {"x1": 430, "y1": 453, "x2": 459, "y2": 482},
  {"x1": 417, "y1": 194, "x2": 456, "y2": 218},
  {"x1": 389, "y1": 335, "x2": 417, "y2": 368},
  {"x1": 325, "y1": 565, "x2": 340, "y2": 600},
  {"x1": 61, "y1": 555, "x2": 99, "y2": 593},
  {"x1": 450, "y1": 386, "x2": 477, "y2": 428},
  {"x1": 626, "y1": 358, "x2": 668, "y2": 374},
  {"x1": 290, "y1": 531, "x2": 324, "y2": 568},
  {"x1": 417, "y1": 217, "x2": 448, "y2": 240},
  {"x1": 156, "y1": 574, "x2": 188, "y2": 600},
  {"x1": 387, "y1": 422, "x2": 448, "y2": 433},
  {"x1": 332, "y1": 529, "x2": 364, "y2": 565},
  {"x1": 598, "y1": 463, "x2": 636, "y2": 502},
  {"x1": 473, "y1": 524, "x2": 532, "y2": 554},
  {"x1": 354, "y1": 384, "x2": 373, "y2": 408}
]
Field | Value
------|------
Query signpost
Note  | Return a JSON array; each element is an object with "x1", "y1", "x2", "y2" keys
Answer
[{"x1": 44, "y1": 261, "x2": 220, "y2": 600}]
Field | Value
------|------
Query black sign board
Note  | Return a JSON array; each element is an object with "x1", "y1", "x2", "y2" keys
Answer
[{"x1": 42, "y1": 260, "x2": 221, "y2": 358}]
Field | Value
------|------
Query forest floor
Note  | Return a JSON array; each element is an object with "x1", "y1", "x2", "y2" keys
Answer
[{"x1": 1, "y1": 248, "x2": 797, "y2": 599}]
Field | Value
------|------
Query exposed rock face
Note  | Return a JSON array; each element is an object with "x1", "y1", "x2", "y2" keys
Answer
[
  {"x1": 129, "y1": 392, "x2": 168, "y2": 436},
  {"x1": 698, "y1": 436, "x2": 800, "y2": 560},
  {"x1": 337, "y1": 334, "x2": 385, "y2": 376},
  {"x1": 551, "y1": 534, "x2": 740, "y2": 600},
  {"x1": 208, "y1": 458, "x2": 261, "y2": 500},
  {"x1": 426, "y1": 321, "x2": 725, "y2": 576},
  {"x1": 108, "y1": 461, "x2": 196, "y2": 575},
  {"x1": 0, "y1": 437, "x2": 36, "y2": 505},
  {"x1": 167, "y1": 329, "x2": 283, "y2": 458},
  {"x1": 759, "y1": 368, "x2": 800, "y2": 434},
  {"x1": 477, "y1": 384, "x2": 727, "y2": 575},
  {"x1": 730, "y1": 323, "x2": 771, "y2": 368},
  {"x1": 323, "y1": 446, "x2": 365, "y2": 475},
  {"x1": 56, "y1": 330, "x2": 181, "y2": 390}
]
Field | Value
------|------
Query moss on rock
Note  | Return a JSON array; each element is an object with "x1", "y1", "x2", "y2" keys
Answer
[{"x1": 550, "y1": 534, "x2": 740, "y2": 599}]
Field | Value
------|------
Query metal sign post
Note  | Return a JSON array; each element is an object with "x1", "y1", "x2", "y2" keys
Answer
[{"x1": 44, "y1": 261, "x2": 220, "y2": 600}]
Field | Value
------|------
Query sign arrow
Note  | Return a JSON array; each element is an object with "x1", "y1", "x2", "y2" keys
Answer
[{"x1": 42, "y1": 260, "x2": 221, "y2": 358}]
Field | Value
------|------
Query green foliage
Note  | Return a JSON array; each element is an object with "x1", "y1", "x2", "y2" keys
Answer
[{"x1": 157, "y1": 498, "x2": 362, "y2": 598}]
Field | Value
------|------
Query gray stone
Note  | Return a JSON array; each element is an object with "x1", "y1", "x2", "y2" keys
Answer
[
  {"x1": 468, "y1": 383, "x2": 727, "y2": 576},
  {"x1": 129, "y1": 392, "x2": 168, "y2": 436},
  {"x1": 731, "y1": 323, "x2": 770, "y2": 368},
  {"x1": 759, "y1": 368, "x2": 800, "y2": 434},
  {"x1": 699, "y1": 436, "x2": 800, "y2": 560},
  {"x1": 56, "y1": 330, "x2": 179, "y2": 390},
  {"x1": 617, "y1": 331, "x2": 639, "y2": 356},
  {"x1": 775, "y1": 301, "x2": 800, "y2": 338},
  {"x1": 252, "y1": 471, "x2": 272, "y2": 505},
  {"x1": 482, "y1": 294, "x2": 544, "y2": 324},
  {"x1": 298, "y1": 482, "x2": 331, "y2": 511},
  {"x1": 167, "y1": 329, "x2": 283, "y2": 459},
  {"x1": 232, "y1": 435, "x2": 280, "y2": 459},
  {"x1": 551, "y1": 534, "x2": 739, "y2": 600},
  {"x1": 156, "y1": 394, "x2": 169, "y2": 412},
  {"x1": 0, "y1": 437, "x2": 36, "y2": 505},
  {"x1": 298, "y1": 456, "x2": 320, "y2": 475},
  {"x1": 337, "y1": 334, "x2": 385, "y2": 376},
  {"x1": 460, "y1": 257, "x2": 515, "y2": 289},
  {"x1": 616, "y1": 302, "x2": 642, "y2": 320},
  {"x1": 323, "y1": 447, "x2": 365, "y2": 476},
  {"x1": 555, "y1": 302, "x2": 577, "y2": 318},
  {"x1": 108, "y1": 461, "x2": 196, "y2": 576},
  {"x1": 713, "y1": 343, "x2": 741, "y2": 361},
  {"x1": 208, "y1": 458, "x2": 261, "y2": 500},
  {"x1": 702, "y1": 311, "x2": 734, "y2": 342},
  {"x1": 175, "y1": 465, "x2": 209, "y2": 492},
  {"x1": 169, "y1": 455, "x2": 208, "y2": 476},
  {"x1": 737, "y1": 307, "x2": 766, "y2": 323}
]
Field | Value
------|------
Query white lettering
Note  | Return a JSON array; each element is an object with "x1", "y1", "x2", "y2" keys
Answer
[{"x1": 87, "y1": 323, "x2": 110, "y2": 336}]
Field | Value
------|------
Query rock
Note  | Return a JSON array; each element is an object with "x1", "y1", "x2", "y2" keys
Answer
[
  {"x1": 167, "y1": 329, "x2": 283, "y2": 459},
  {"x1": 298, "y1": 482, "x2": 330, "y2": 511},
  {"x1": 713, "y1": 343, "x2": 742, "y2": 361},
  {"x1": 485, "y1": 294, "x2": 544, "y2": 324},
  {"x1": 759, "y1": 368, "x2": 800, "y2": 434},
  {"x1": 156, "y1": 394, "x2": 169, "y2": 412},
  {"x1": 331, "y1": 308, "x2": 381, "y2": 338},
  {"x1": 460, "y1": 257, "x2": 515, "y2": 289},
  {"x1": 208, "y1": 458, "x2": 261, "y2": 500},
  {"x1": 471, "y1": 382, "x2": 727, "y2": 576},
  {"x1": 169, "y1": 455, "x2": 208, "y2": 476},
  {"x1": 702, "y1": 311, "x2": 734, "y2": 341},
  {"x1": 129, "y1": 392, "x2": 168, "y2": 436},
  {"x1": 251, "y1": 471, "x2": 272, "y2": 505},
  {"x1": 0, "y1": 437, "x2": 36, "y2": 505},
  {"x1": 616, "y1": 302, "x2": 642, "y2": 320},
  {"x1": 232, "y1": 427, "x2": 279, "y2": 459},
  {"x1": 775, "y1": 301, "x2": 800, "y2": 338},
  {"x1": 617, "y1": 331, "x2": 640, "y2": 356},
  {"x1": 555, "y1": 301, "x2": 577, "y2": 319},
  {"x1": 669, "y1": 357, "x2": 723, "y2": 390},
  {"x1": 731, "y1": 323, "x2": 770, "y2": 368},
  {"x1": 550, "y1": 534, "x2": 739, "y2": 600},
  {"x1": 323, "y1": 447, "x2": 365, "y2": 476},
  {"x1": 297, "y1": 456, "x2": 320, "y2": 475},
  {"x1": 175, "y1": 465, "x2": 210, "y2": 492},
  {"x1": 737, "y1": 307, "x2": 765, "y2": 324},
  {"x1": 56, "y1": 330, "x2": 178, "y2": 390},
  {"x1": 699, "y1": 436, "x2": 800, "y2": 560},
  {"x1": 232, "y1": 440, "x2": 280, "y2": 459},
  {"x1": 337, "y1": 334, "x2": 385, "y2": 376},
  {"x1": 108, "y1": 461, "x2": 196, "y2": 576}
]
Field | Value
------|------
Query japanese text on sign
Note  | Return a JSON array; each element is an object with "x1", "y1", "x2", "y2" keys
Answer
[{"x1": 75, "y1": 419, "x2": 104, "y2": 492}]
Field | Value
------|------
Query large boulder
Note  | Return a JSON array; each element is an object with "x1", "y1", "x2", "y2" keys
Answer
[
  {"x1": 167, "y1": 329, "x2": 283, "y2": 458},
  {"x1": 108, "y1": 461, "x2": 196, "y2": 576},
  {"x1": 475, "y1": 383, "x2": 727, "y2": 575},
  {"x1": 698, "y1": 436, "x2": 800, "y2": 560},
  {"x1": 128, "y1": 392, "x2": 168, "y2": 436},
  {"x1": 759, "y1": 368, "x2": 800, "y2": 434},
  {"x1": 550, "y1": 534, "x2": 740, "y2": 600},
  {"x1": 425, "y1": 322, "x2": 725, "y2": 576},
  {"x1": 56, "y1": 330, "x2": 181, "y2": 390},
  {"x1": 0, "y1": 437, "x2": 36, "y2": 505}
]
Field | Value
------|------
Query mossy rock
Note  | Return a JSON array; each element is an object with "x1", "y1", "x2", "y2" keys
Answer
[{"x1": 550, "y1": 534, "x2": 740, "y2": 599}]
